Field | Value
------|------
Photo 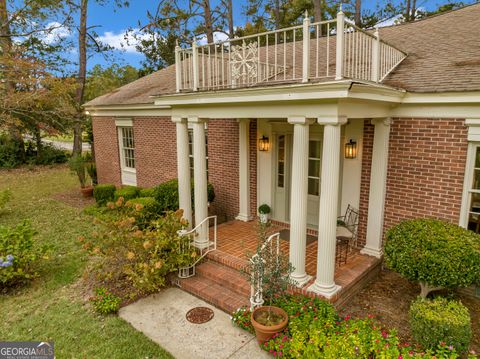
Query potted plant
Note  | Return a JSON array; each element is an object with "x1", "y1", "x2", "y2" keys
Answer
[
  {"x1": 248, "y1": 221, "x2": 293, "y2": 344},
  {"x1": 258, "y1": 204, "x2": 271, "y2": 224},
  {"x1": 69, "y1": 154, "x2": 93, "y2": 197}
]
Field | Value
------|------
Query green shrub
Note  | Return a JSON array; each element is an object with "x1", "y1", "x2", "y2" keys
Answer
[
  {"x1": 0, "y1": 133, "x2": 23, "y2": 168},
  {"x1": 139, "y1": 188, "x2": 155, "y2": 198},
  {"x1": 93, "y1": 184, "x2": 116, "y2": 205},
  {"x1": 84, "y1": 210, "x2": 194, "y2": 299},
  {"x1": 114, "y1": 186, "x2": 140, "y2": 201},
  {"x1": 0, "y1": 221, "x2": 45, "y2": 287},
  {"x1": 153, "y1": 179, "x2": 215, "y2": 213},
  {"x1": 385, "y1": 218, "x2": 480, "y2": 297},
  {"x1": 410, "y1": 297, "x2": 472, "y2": 353},
  {"x1": 90, "y1": 287, "x2": 121, "y2": 315},
  {"x1": 126, "y1": 197, "x2": 160, "y2": 228},
  {"x1": 33, "y1": 143, "x2": 68, "y2": 165},
  {"x1": 258, "y1": 204, "x2": 271, "y2": 214}
]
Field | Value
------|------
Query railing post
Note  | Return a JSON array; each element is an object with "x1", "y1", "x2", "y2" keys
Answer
[
  {"x1": 335, "y1": 6, "x2": 345, "y2": 80},
  {"x1": 175, "y1": 41, "x2": 181, "y2": 92},
  {"x1": 192, "y1": 41, "x2": 199, "y2": 91},
  {"x1": 302, "y1": 10, "x2": 310, "y2": 83},
  {"x1": 371, "y1": 28, "x2": 380, "y2": 82}
]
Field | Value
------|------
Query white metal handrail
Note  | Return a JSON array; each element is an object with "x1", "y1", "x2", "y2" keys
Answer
[
  {"x1": 177, "y1": 215, "x2": 217, "y2": 279},
  {"x1": 250, "y1": 232, "x2": 281, "y2": 310},
  {"x1": 175, "y1": 9, "x2": 407, "y2": 92}
]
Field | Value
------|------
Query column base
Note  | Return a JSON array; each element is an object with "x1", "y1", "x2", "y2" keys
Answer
[
  {"x1": 194, "y1": 239, "x2": 211, "y2": 250},
  {"x1": 291, "y1": 273, "x2": 312, "y2": 288},
  {"x1": 360, "y1": 246, "x2": 383, "y2": 258},
  {"x1": 235, "y1": 213, "x2": 252, "y2": 222},
  {"x1": 307, "y1": 281, "x2": 341, "y2": 299}
]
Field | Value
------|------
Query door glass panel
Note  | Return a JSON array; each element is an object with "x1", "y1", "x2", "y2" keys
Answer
[
  {"x1": 468, "y1": 147, "x2": 480, "y2": 233},
  {"x1": 308, "y1": 159, "x2": 321, "y2": 178},
  {"x1": 308, "y1": 140, "x2": 321, "y2": 196},
  {"x1": 308, "y1": 178, "x2": 320, "y2": 196},
  {"x1": 309, "y1": 140, "x2": 321, "y2": 158},
  {"x1": 277, "y1": 135, "x2": 285, "y2": 188}
]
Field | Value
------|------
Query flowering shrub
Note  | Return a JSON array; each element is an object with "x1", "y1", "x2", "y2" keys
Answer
[
  {"x1": 232, "y1": 294, "x2": 464, "y2": 358},
  {"x1": 90, "y1": 287, "x2": 121, "y2": 314},
  {"x1": 0, "y1": 221, "x2": 45, "y2": 287},
  {"x1": 232, "y1": 307, "x2": 254, "y2": 334},
  {"x1": 83, "y1": 209, "x2": 195, "y2": 300}
]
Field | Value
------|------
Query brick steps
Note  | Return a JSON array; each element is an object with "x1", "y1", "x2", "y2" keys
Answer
[{"x1": 172, "y1": 252, "x2": 251, "y2": 314}]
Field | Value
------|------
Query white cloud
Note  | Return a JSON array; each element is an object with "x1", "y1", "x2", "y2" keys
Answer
[
  {"x1": 196, "y1": 32, "x2": 230, "y2": 46},
  {"x1": 97, "y1": 29, "x2": 154, "y2": 53},
  {"x1": 43, "y1": 21, "x2": 71, "y2": 44}
]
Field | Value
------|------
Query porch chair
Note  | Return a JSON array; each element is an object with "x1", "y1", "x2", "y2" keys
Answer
[{"x1": 336, "y1": 204, "x2": 360, "y2": 249}]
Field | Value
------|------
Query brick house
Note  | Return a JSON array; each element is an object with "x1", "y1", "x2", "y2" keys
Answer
[{"x1": 85, "y1": 5, "x2": 480, "y2": 304}]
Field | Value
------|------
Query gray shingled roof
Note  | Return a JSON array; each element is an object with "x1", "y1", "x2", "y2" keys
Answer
[{"x1": 85, "y1": 3, "x2": 480, "y2": 107}]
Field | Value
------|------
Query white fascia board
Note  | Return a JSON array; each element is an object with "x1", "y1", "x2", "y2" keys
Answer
[{"x1": 401, "y1": 91, "x2": 480, "y2": 104}]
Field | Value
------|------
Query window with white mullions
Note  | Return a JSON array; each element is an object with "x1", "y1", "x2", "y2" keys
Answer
[
  {"x1": 467, "y1": 146, "x2": 480, "y2": 233},
  {"x1": 188, "y1": 128, "x2": 209, "y2": 179},
  {"x1": 120, "y1": 127, "x2": 135, "y2": 169},
  {"x1": 308, "y1": 140, "x2": 321, "y2": 196},
  {"x1": 277, "y1": 135, "x2": 285, "y2": 188}
]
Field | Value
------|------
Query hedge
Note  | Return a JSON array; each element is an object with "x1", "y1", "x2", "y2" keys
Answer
[
  {"x1": 93, "y1": 184, "x2": 116, "y2": 205},
  {"x1": 114, "y1": 186, "x2": 140, "y2": 201}
]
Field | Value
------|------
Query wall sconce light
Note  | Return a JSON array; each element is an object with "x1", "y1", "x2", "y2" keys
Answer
[
  {"x1": 258, "y1": 136, "x2": 270, "y2": 151},
  {"x1": 345, "y1": 139, "x2": 357, "y2": 159}
]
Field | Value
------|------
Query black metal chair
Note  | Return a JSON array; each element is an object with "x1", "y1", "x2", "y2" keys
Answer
[{"x1": 336, "y1": 204, "x2": 360, "y2": 249}]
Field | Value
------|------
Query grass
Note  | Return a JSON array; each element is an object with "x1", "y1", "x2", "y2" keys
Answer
[{"x1": 0, "y1": 165, "x2": 173, "y2": 358}]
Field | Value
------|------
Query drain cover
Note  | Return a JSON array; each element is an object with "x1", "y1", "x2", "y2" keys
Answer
[{"x1": 186, "y1": 307, "x2": 215, "y2": 324}]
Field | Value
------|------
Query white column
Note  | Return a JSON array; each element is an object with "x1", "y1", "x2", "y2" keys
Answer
[
  {"x1": 361, "y1": 118, "x2": 391, "y2": 258},
  {"x1": 335, "y1": 8, "x2": 345, "y2": 80},
  {"x1": 189, "y1": 116, "x2": 209, "y2": 248},
  {"x1": 236, "y1": 119, "x2": 251, "y2": 221},
  {"x1": 288, "y1": 116, "x2": 313, "y2": 286},
  {"x1": 173, "y1": 116, "x2": 193, "y2": 228},
  {"x1": 308, "y1": 116, "x2": 347, "y2": 298}
]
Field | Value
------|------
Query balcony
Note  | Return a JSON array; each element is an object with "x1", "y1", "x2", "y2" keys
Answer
[{"x1": 175, "y1": 9, "x2": 407, "y2": 93}]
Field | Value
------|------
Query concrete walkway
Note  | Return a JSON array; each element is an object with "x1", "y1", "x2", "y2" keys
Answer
[{"x1": 119, "y1": 288, "x2": 271, "y2": 359}]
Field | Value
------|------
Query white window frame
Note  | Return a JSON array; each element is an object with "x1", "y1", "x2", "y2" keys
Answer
[
  {"x1": 460, "y1": 119, "x2": 480, "y2": 229},
  {"x1": 115, "y1": 118, "x2": 137, "y2": 186},
  {"x1": 187, "y1": 123, "x2": 208, "y2": 179}
]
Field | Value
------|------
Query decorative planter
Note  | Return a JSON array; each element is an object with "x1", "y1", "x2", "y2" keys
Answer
[
  {"x1": 80, "y1": 186, "x2": 94, "y2": 197},
  {"x1": 259, "y1": 213, "x2": 269, "y2": 224},
  {"x1": 251, "y1": 306, "x2": 288, "y2": 344}
]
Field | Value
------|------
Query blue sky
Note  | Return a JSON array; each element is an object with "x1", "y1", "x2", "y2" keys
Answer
[{"x1": 82, "y1": 0, "x2": 466, "y2": 70}]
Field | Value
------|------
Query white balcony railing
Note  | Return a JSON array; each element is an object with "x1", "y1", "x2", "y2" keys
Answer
[{"x1": 175, "y1": 8, "x2": 407, "y2": 92}]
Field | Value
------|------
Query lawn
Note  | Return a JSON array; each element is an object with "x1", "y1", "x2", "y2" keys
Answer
[{"x1": 0, "y1": 165, "x2": 173, "y2": 359}]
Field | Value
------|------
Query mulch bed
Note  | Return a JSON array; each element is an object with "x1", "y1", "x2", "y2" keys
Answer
[
  {"x1": 52, "y1": 189, "x2": 95, "y2": 209},
  {"x1": 186, "y1": 307, "x2": 215, "y2": 324},
  {"x1": 340, "y1": 269, "x2": 479, "y2": 353}
]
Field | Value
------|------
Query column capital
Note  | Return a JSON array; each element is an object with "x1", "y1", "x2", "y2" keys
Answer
[
  {"x1": 172, "y1": 116, "x2": 187, "y2": 124},
  {"x1": 287, "y1": 116, "x2": 315, "y2": 125},
  {"x1": 371, "y1": 117, "x2": 392, "y2": 126},
  {"x1": 317, "y1": 116, "x2": 348, "y2": 126},
  {"x1": 188, "y1": 116, "x2": 208, "y2": 124}
]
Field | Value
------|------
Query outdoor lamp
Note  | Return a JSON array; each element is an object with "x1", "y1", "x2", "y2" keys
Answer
[
  {"x1": 258, "y1": 136, "x2": 270, "y2": 151},
  {"x1": 345, "y1": 139, "x2": 357, "y2": 159}
]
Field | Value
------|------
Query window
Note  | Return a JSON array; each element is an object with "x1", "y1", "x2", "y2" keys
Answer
[
  {"x1": 120, "y1": 127, "x2": 135, "y2": 169},
  {"x1": 188, "y1": 128, "x2": 208, "y2": 178},
  {"x1": 308, "y1": 140, "x2": 321, "y2": 196},
  {"x1": 277, "y1": 135, "x2": 285, "y2": 188},
  {"x1": 467, "y1": 146, "x2": 480, "y2": 233}
]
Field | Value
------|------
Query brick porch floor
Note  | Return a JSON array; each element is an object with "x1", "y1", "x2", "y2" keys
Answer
[{"x1": 210, "y1": 220, "x2": 381, "y2": 305}]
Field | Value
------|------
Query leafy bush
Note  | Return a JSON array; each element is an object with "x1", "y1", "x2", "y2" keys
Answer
[
  {"x1": 33, "y1": 143, "x2": 68, "y2": 165},
  {"x1": 232, "y1": 307, "x2": 255, "y2": 334},
  {"x1": 125, "y1": 197, "x2": 160, "y2": 228},
  {"x1": 84, "y1": 210, "x2": 194, "y2": 299},
  {"x1": 114, "y1": 186, "x2": 140, "y2": 201},
  {"x1": 90, "y1": 287, "x2": 121, "y2": 314},
  {"x1": 385, "y1": 218, "x2": 480, "y2": 297},
  {"x1": 410, "y1": 297, "x2": 472, "y2": 353},
  {"x1": 0, "y1": 221, "x2": 45, "y2": 287},
  {"x1": 0, "y1": 189, "x2": 12, "y2": 211},
  {"x1": 93, "y1": 184, "x2": 116, "y2": 205},
  {"x1": 0, "y1": 134, "x2": 23, "y2": 168},
  {"x1": 139, "y1": 188, "x2": 155, "y2": 198},
  {"x1": 258, "y1": 204, "x2": 271, "y2": 214},
  {"x1": 153, "y1": 179, "x2": 215, "y2": 213}
]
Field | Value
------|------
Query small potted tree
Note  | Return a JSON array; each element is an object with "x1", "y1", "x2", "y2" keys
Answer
[
  {"x1": 258, "y1": 204, "x2": 271, "y2": 224},
  {"x1": 69, "y1": 155, "x2": 93, "y2": 197},
  {"x1": 248, "y1": 221, "x2": 293, "y2": 344}
]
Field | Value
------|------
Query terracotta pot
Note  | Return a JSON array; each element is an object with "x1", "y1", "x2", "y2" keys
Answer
[
  {"x1": 251, "y1": 306, "x2": 288, "y2": 345},
  {"x1": 80, "y1": 186, "x2": 94, "y2": 197}
]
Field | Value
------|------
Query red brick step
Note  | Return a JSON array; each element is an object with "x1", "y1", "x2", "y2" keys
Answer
[{"x1": 196, "y1": 261, "x2": 251, "y2": 296}]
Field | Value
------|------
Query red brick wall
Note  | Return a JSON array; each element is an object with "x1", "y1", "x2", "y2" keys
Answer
[
  {"x1": 357, "y1": 121, "x2": 374, "y2": 247},
  {"x1": 134, "y1": 117, "x2": 177, "y2": 188},
  {"x1": 358, "y1": 118, "x2": 468, "y2": 246},
  {"x1": 92, "y1": 117, "x2": 121, "y2": 186},
  {"x1": 208, "y1": 119, "x2": 240, "y2": 222},
  {"x1": 249, "y1": 120, "x2": 258, "y2": 218}
]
